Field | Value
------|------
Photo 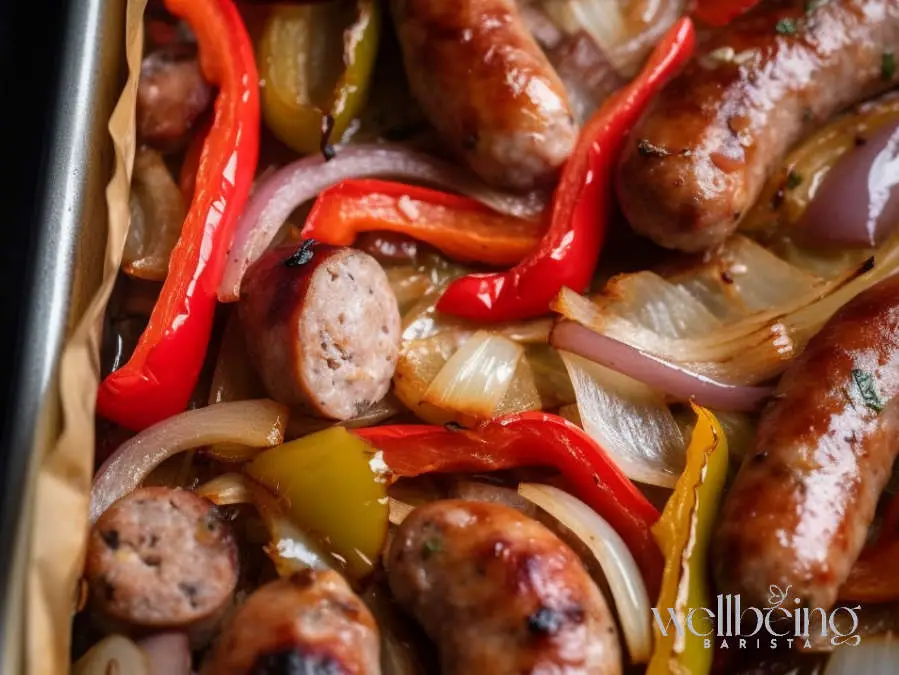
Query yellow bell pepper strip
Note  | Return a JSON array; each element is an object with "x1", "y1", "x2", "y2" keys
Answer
[
  {"x1": 258, "y1": 0, "x2": 380, "y2": 155},
  {"x1": 647, "y1": 405, "x2": 729, "y2": 675},
  {"x1": 300, "y1": 179, "x2": 545, "y2": 266},
  {"x1": 246, "y1": 426, "x2": 388, "y2": 580}
]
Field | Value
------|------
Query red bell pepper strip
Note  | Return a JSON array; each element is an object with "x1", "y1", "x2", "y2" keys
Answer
[
  {"x1": 355, "y1": 411, "x2": 664, "y2": 598},
  {"x1": 179, "y1": 117, "x2": 210, "y2": 205},
  {"x1": 839, "y1": 492, "x2": 899, "y2": 602},
  {"x1": 435, "y1": 18, "x2": 695, "y2": 323},
  {"x1": 300, "y1": 179, "x2": 545, "y2": 267},
  {"x1": 97, "y1": 0, "x2": 259, "y2": 431},
  {"x1": 693, "y1": 0, "x2": 761, "y2": 27}
]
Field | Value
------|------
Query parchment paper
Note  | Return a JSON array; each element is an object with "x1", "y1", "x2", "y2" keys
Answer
[{"x1": 27, "y1": 1, "x2": 147, "y2": 672}]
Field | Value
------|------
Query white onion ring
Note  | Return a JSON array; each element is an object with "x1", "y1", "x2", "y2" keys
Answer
[
  {"x1": 218, "y1": 144, "x2": 548, "y2": 302},
  {"x1": 551, "y1": 320, "x2": 772, "y2": 412},
  {"x1": 90, "y1": 399, "x2": 288, "y2": 523},
  {"x1": 518, "y1": 483, "x2": 653, "y2": 664}
]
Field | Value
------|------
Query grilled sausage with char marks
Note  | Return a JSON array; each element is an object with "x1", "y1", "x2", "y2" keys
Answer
[
  {"x1": 617, "y1": 0, "x2": 899, "y2": 252},
  {"x1": 716, "y1": 274, "x2": 899, "y2": 610},
  {"x1": 391, "y1": 0, "x2": 577, "y2": 190},
  {"x1": 201, "y1": 570, "x2": 380, "y2": 675},
  {"x1": 388, "y1": 499, "x2": 621, "y2": 675}
]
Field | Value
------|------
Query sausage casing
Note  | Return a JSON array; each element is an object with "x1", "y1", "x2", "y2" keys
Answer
[
  {"x1": 388, "y1": 499, "x2": 621, "y2": 675},
  {"x1": 617, "y1": 0, "x2": 899, "y2": 252},
  {"x1": 715, "y1": 274, "x2": 899, "y2": 610},
  {"x1": 391, "y1": 0, "x2": 577, "y2": 190},
  {"x1": 200, "y1": 570, "x2": 380, "y2": 675}
]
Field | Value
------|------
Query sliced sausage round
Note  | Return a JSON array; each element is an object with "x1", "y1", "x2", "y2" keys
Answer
[
  {"x1": 387, "y1": 499, "x2": 621, "y2": 675},
  {"x1": 391, "y1": 0, "x2": 577, "y2": 190},
  {"x1": 715, "y1": 273, "x2": 899, "y2": 610},
  {"x1": 616, "y1": 0, "x2": 899, "y2": 252},
  {"x1": 200, "y1": 570, "x2": 380, "y2": 675},
  {"x1": 238, "y1": 243, "x2": 401, "y2": 420},
  {"x1": 84, "y1": 487, "x2": 238, "y2": 642}
]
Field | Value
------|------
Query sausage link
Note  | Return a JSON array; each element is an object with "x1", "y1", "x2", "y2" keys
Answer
[
  {"x1": 200, "y1": 570, "x2": 380, "y2": 675},
  {"x1": 239, "y1": 244, "x2": 401, "y2": 420},
  {"x1": 715, "y1": 274, "x2": 899, "y2": 610},
  {"x1": 391, "y1": 0, "x2": 577, "y2": 190},
  {"x1": 617, "y1": 0, "x2": 899, "y2": 252},
  {"x1": 84, "y1": 487, "x2": 238, "y2": 643},
  {"x1": 387, "y1": 500, "x2": 621, "y2": 675},
  {"x1": 137, "y1": 47, "x2": 212, "y2": 150}
]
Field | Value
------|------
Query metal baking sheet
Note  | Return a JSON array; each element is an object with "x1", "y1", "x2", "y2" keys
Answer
[{"x1": 0, "y1": 1, "x2": 125, "y2": 672}]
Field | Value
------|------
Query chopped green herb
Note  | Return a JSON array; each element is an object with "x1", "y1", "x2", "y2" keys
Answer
[
  {"x1": 775, "y1": 18, "x2": 797, "y2": 35},
  {"x1": 636, "y1": 139, "x2": 672, "y2": 158},
  {"x1": 882, "y1": 52, "x2": 896, "y2": 81},
  {"x1": 786, "y1": 171, "x2": 803, "y2": 190},
  {"x1": 851, "y1": 369, "x2": 884, "y2": 412},
  {"x1": 421, "y1": 538, "x2": 443, "y2": 558},
  {"x1": 804, "y1": 0, "x2": 825, "y2": 12}
]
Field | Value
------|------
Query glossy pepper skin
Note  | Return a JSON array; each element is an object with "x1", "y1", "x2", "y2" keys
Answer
[
  {"x1": 435, "y1": 18, "x2": 695, "y2": 323},
  {"x1": 97, "y1": 0, "x2": 260, "y2": 431},
  {"x1": 258, "y1": 1, "x2": 380, "y2": 155},
  {"x1": 648, "y1": 405, "x2": 728, "y2": 675},
  {"x1": 301, "y1": 179, "x2": 544, "y2": 266},
  {"x1": 247, "y1": 427, "x2": 388, "y2": 580},
  {"x1": 355, "y1": 411, "x2": 663, "y2": 598}
]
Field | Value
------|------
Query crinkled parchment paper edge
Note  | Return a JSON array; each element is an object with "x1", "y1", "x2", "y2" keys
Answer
[{"x1": 27, "y1": 1, "x2": 147, "y2": 673}]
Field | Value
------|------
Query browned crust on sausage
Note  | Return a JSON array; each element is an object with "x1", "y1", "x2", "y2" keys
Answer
[
  {"x1": 200, "y1": 570, "x2": 380, "y2": 675},
  {"x1": 239, "y1": 244, "x2": 400, "y2": 420},
  {"x1": 617, "y1": 0, "x2": 899, "y2": 252},
  {"x1": 391, "y1": 0, "x2": 577, "y2": 190},
  {"x1": 387, "y1": 500, "x2": 621, "y2": 675},
  {"x1": 715, "y1": 274, "x2": 899, "y2": 610},
  {"x1": 84, "y1": 487, "x2": 238, "y2": 639}
]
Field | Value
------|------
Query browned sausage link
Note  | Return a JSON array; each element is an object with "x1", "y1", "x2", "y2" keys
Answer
[
  {"x1": 84, "y1": 487, "x2": 238, "y2": 644},
  {"x1": 390, "y1": 0, "x2": 578, "y2": 190},
  {"x1": 616, "y1": 0, "x2": 899, "y2": 252},
  {"x1": 200, "y1": 570, "x2": 380, "y2": 675},
  {"x1": 137, "y1": 47, "x2": 212, "y2": 149},
  {"x1": 239, "y1": 244, "x2": 401, "y2": 421},
  {"x1": 715, "y1": 274, "x2": 899, "y2": 611},
  {"x1": 387, "y1": 500, "x2": 621, "y2": 675}
]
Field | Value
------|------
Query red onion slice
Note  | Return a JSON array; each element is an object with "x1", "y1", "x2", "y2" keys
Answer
[
  {"x1": 137, "y1": 633, "x2": 191, "y2": 675},
  {"x1": 551, "y1": 320, "x2": 772, "y2": 412},
  {"x1": 218, "y1": 144, "x2": 548, "y2": 302},
  {"x1": 799, "y1": 120, "x2": 899, "y2": 248},
  {"x1": 90, "y1": 399, "x2": 288, "y2": 523}
]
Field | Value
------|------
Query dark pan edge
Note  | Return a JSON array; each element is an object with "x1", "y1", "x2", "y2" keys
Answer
[{"x1": 0, "y1": 0, "x2": 125, "y2": 671}]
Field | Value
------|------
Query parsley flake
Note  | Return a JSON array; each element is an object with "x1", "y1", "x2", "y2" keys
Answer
[
  {"x1": 883, "y1": 52, "x2": 896, "y2": 81},
  {"x1": 786, "y1": 171, "x2": 803, "y2": 190},
  {"x1": 775, "y1": 18, "x2": 797, "y2": 35},
  {"x1": 851, "y1": 369, "x2": 884, "y2": 412},
  {"x1": 421, "y1": 538, "x2": 443, "y2": 558}
]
